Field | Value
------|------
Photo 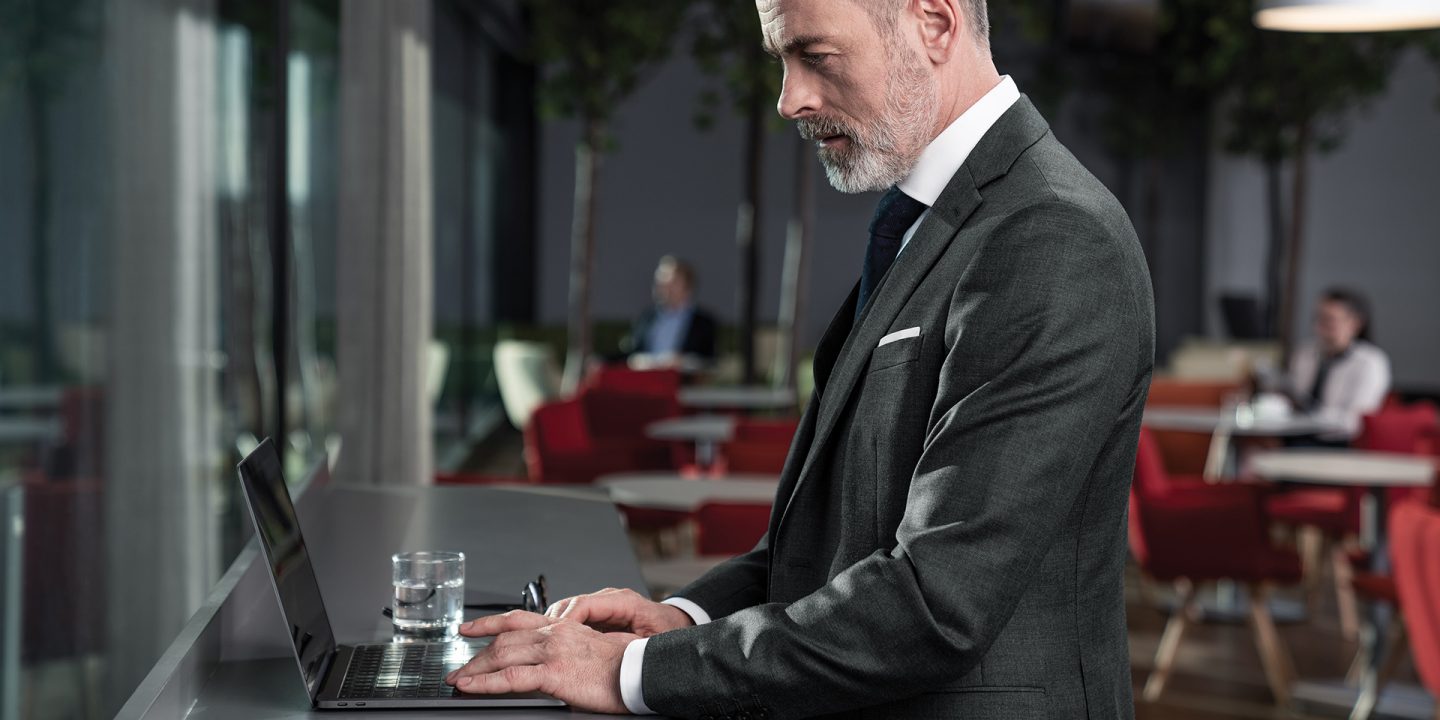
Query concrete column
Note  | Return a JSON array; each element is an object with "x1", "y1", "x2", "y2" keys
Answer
[
  {"x1": 104, "y1": 0, "x2": 222, "y2": 711},
  {"x1": 334, "y1": 0, "x2": 434, "y2": 487}
]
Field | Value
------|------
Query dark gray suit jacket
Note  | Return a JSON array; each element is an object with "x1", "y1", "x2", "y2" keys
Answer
[{"x1": 642, "y1": 97, "x2": 1155, "y2": 720}]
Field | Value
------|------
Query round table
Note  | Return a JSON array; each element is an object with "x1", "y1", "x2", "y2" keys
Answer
[
  {"x1": 1250, "y1": 448, "x2": 1436, "y2": 720},
  {"x1": 1143, "y1": 407, "x2": 1345, "y2": 437},
  {"x1": 596, "y1": 473, "x2": 780, "y2": 512},
  {"x1": 645, "y1": 415, "x2": 737, "y2": 471},
  {"x1": 678, "y1": 386, "x2": 795, "y2": 412},
  {"x1": 1143, "y1": 406, "x2": 1348, "y2": 481}
]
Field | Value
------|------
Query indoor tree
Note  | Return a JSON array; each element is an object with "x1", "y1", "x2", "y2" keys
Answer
[
  {"x1": 689, "y1": 0, "x2": 781, "y2": 384},
  {"x1": 526, "y1": 0, "x2": 687, "y2": 393}
]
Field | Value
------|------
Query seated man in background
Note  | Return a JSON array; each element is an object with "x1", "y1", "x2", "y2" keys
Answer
[
  {"x1": 620, "y1": 256, "x2": 717, "y2": 370},
  {"x1": 1281, "y1": 287, "x2": 1391, "y2": 444}
]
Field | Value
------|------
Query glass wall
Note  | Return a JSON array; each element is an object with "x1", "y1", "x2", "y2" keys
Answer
[{"x1": 0, "y1": 0, "x2": 530, "y2": 716}]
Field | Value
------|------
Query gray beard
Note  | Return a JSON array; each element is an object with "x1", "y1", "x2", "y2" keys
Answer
[{"x1": 815, "y1": 54, "x2": 939, "y2": 194}]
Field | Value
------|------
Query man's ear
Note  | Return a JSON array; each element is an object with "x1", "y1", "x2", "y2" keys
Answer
[{"x1": 912, "y1": 0, "x2": 965, "y2": 64}]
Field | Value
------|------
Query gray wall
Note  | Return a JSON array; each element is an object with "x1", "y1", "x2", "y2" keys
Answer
[
  {"x1": 537, "y1": 53, "x2": 878, "y2": 350},
  {"x1": 1206, "y1": 50, "x2": 1440, "y2": 391},
  {"x1": 531, "y1": 44, "x2": 1438, "y2": 389},
  {"x1": 535, "y1": 49, "x2": 1210, "y2": 356}
]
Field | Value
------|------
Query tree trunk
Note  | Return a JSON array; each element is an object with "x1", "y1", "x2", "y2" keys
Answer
[
  {"x1": 1280, "y1": 120, "x2": 1312, "y2": 362},
  {"x1": 1263, "y1": 158, "x2": 1286, "y2": 342},
  {"x1": 773, "y1": 135, "x2": 813, "y2": 389},
  {"x1": 736, "y1": 90, "x2": 765, "y2": 383},
  {"x1": 562, "y1": 119, "x2": 602, "y2": 394},
  {"x1": 27, "y1": 75, "x2": 55, "y2": 382}
]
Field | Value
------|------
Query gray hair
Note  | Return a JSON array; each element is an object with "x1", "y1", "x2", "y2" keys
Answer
[{"x1": 854, "y1": 0, "x2": 990, "y2": 52}]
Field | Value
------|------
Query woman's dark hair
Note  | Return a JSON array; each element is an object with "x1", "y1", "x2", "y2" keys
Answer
[{"x1": 1321, "y1": 287, "x2": 1373, "y2": 343}]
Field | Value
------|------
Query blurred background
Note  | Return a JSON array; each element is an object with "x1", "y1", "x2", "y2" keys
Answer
[{"x1": 0, "y1": 0, "x2": 1438, "y2": 718}]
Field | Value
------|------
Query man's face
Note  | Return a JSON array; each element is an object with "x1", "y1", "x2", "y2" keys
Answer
[
  {"x1": 653, "y1": 265, "x2": 690, "y2": 309},
  {"x1": 758, "y1": 0, "x2": 939, "y2": 193}
]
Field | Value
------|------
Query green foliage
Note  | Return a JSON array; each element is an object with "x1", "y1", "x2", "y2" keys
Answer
[
  {"x1": 526, "y1": 0, "x2": 687, "y2": 138},
  {"x1": 1210, "y1": 11, "x2": 1416, "y2": 162},
  {"x1": 1000, "y1": 0, "x2": 1434, "y2": 163},
  {"x1": 688, "y1": 0, "x2": 781, "y2": 131}
]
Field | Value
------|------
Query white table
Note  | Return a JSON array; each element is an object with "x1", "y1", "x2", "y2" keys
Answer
[
  {"x1": 1143, "y1": 407, "x2": 1345, "y2": 437},
  {"x1": 1144, "y1": 406, "x2": 1348, "y2": 481},
  {"x1": 596, "y1": 473, "x2": 780, "y2": 512},
  {"x1": 645, "y1": 415, "x2": 736, "y2": 470},
  {"x1": 678, "y1": 386, "x2": 795, "y2": 412},
  {"x1": 1251, "y1": 448, "x2": 1436, "y2": 720}
]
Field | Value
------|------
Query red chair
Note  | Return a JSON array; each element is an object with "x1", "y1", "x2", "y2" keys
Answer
[
  {"x1": 522, "y1": 399, "x2": 646, "y2": 484},
  {"x1": 717, "y1": 418, "x2": 798, "y2": 474},
  {"x1": 1265, "y1": 402, "x2": 1439, "y2": 638},
  {"x1": 695, "y1": 502, "x2": 771, "y2": 556},
  {"x1": 579, "y1": 387, "x2": 678, "y2": 471},
  {"x1": 582, "y1": 366, "x2": 681, "y2": 397},
  {"x1": 1145, "y1": 379, "x2": 1242, "y2": 476},
  {"x1": 1131, "y1": 427, "x2": 1301, "y2": 704},
  {"x1": 21, "y1": 477, "x2": 106, "y2": 665},
  {"x1": 1389, "y1": 501, "x2": 1440, "y2": 718}
]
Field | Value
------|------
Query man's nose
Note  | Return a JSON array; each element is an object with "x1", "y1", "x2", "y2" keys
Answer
[{"x1": 777, "y1": 67, "x2": 820, "y2": 121}]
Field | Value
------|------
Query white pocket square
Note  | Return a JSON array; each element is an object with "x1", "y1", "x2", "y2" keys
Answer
[{"x1": 878, "y1": 327, "x2": 920, "y2": 347}]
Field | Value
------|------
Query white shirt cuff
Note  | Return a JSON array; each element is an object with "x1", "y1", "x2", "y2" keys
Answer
[
  {"x1": 618, "y1": 599, "x2": 710, "y2": 715},
  {"x1": 620, "y1": 637, "x2": 655, "y2": 715},
  {"x1": 661, "y1": 596, "x2": 712, "y2": 625}
]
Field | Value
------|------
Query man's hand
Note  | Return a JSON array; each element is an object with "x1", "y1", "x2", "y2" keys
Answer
[
  {"x1": 544, "y1": 587, "x2": 695, "y2": 637},
  {"x1": 446, "y1": 611, "x2": 634, "y2": 713}
]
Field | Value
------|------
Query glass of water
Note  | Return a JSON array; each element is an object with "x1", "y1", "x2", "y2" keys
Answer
[{"x1": 391, "y1": 551, "x2": 465, "y2": 640}]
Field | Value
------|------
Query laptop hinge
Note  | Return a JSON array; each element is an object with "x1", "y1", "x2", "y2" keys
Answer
[{"x1": 315, "y1": 646, "x2": 351, "y2": 703}]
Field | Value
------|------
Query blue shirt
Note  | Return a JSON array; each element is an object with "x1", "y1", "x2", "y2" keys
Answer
[{"x1": 644, "y1": 303, "x2": 695, "y2": 355}]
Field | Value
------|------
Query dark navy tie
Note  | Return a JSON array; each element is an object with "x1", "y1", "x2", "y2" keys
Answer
[{"x1": 856, "y1": 187, "x2": 928, "y2": 322}]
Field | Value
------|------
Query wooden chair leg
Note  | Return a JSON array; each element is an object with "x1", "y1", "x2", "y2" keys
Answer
[
  {"x1": 1298, "y1": 526, "x2": 1324, "y2": 605},
  {"x1": 1144, "y1": 579, "x2": 1196, "y2": 702},
  {"x1": 1249, "y1": 583, "x2": 1297, "y2": 707},
  {"x1": 1331, "y1": 544, "x2": 1361, "y2": 642}
]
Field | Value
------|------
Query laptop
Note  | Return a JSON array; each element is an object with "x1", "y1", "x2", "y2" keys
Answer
[{"x1": 236, "y1": 439, "x2": 564, "y2": 710}]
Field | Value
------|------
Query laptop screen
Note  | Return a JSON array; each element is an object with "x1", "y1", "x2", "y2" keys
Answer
[{"x1": 237, "y1": 439, "x2": 337, "y2": 701}]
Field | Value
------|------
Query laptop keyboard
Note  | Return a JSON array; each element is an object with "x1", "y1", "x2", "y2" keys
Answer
[{"x1": 339, "y1": 643, "x2": 466, "y2": 699}]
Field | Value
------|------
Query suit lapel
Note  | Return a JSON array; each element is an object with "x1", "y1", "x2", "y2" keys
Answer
[
  {"x1": 771, "y1": 97, "x2": 1053, "y2": 546},
  {"x1": 811, "y1": 283, "x2": 859, "y2": 401}
]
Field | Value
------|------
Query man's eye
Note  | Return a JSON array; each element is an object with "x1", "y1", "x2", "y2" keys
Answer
[{"x1": 801, "y1": 52, "x2": 828, "y2": 66}]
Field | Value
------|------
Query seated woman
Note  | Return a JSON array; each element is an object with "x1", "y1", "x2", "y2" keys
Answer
[{"x1": 1282, "y1": 287, "x2": 1391, "y2": 444}]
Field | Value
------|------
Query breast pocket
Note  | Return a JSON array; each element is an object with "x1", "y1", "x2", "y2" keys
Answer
[{"x1": 868, "y1": 330, "x2": 923, "y2": 373}]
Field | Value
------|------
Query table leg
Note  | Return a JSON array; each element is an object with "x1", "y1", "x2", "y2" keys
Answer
[
  {"x1": 1349, "y1": 488, "x2": 1391, "y2": 720},
  {"x1": 695, "y1": 440, "x2": 716, "y2": 474}
]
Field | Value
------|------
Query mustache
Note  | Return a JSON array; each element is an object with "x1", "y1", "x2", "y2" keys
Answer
[{"x1": 797, "y1": 115, "x2": 855, "y2": 142}]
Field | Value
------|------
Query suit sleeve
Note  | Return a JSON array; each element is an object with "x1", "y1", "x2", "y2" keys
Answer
[
  {"x1": 638, "y1": 201, "x2": 1151, "y2": 719},
  {"x1": 666, "y1": 535, "x2": 770, "y2": 621}
]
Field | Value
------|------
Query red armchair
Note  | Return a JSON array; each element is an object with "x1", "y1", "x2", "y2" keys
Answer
[
  {"x1": 1131, "y1": 427, "x2": 1301, "y2": 704},
  {"x1": 717, "y1": 418, "x2": 799, "y2": 475},
  {"x1": 695, "y1": 502, "x2": 771, "y2": 556},
  {"x1": 522, "y1": 399, "x2": 649, "y2": 484},
  {"x1": 1390, "y1": 501, "x2": 1440, "y2": 714}
]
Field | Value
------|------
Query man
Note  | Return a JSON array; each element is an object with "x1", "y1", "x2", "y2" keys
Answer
[
  {"x1": 447, "y1": 1, "x2": 1154, "y2": 717},
  {"x1": 621, "y1": 256, "x2": 718, "y2": 367}
]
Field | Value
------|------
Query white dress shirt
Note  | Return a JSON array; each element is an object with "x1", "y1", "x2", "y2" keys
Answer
[
  {"x1": 1288, "y1": 339, "x2": 1392, "y2": 440},
  {"x1": 618, "y1": 76, "x2": 1022, "y2": 715}
]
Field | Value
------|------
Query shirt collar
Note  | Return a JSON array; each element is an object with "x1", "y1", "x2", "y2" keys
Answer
[{"x1": 898, "y1": 76, "x2": 1021, "y2": 208}]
